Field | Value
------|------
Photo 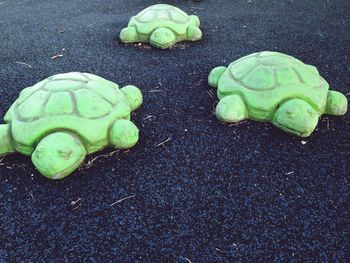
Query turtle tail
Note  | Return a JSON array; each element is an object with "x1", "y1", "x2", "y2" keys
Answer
[
  {"x1": 0, "y1": 124, "x2": 15, "y2": 157},
  {"x1": 208, "y1": 66, "x2": 227, "y2": 88}
]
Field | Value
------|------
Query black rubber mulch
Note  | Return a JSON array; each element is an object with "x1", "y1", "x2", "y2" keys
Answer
[{"x1": 0, "y1": 0, "x2": 349, "y2": 262}]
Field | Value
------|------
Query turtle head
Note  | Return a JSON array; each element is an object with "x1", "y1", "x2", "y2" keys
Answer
[
  {"x1": 150, "y1": 28, "x2": 176, "y2": 49},
  {"x1": 326, "y1": 90, "x2": 348, "y2": 116},
  {"x1": 208, "y1": 66, "x2": 227, "y2": 88},
  {"x1": 0, "y1": 124, "x2": 15, "y2": 157},
  {"x1": 120, "y1": 85, "x2": 143, "y2": 111},
  {"x1": 32, "y1": 132, "x2": 86, "y2": 179},
  {"x1": 273, "y1": 99, "x2": 319, "y2": 137}
]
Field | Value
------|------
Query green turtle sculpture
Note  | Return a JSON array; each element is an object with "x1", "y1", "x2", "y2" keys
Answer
[
  {"x1": 0, "y1": 72, "x2": 143, "y2": 179},
  {"x1": 119, "y1": 4, "x2": 202, "y2": 49},
  {"x1": 208, "y1": 51, "x2": 348, "y2": 137}
]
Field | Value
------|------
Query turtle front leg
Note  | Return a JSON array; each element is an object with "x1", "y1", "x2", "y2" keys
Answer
[
  {"x1": 110, "y1": 119, "x2": 139, "y2": 149},
  {"x1": 186, "y1": 25, "x2": 202, "y2": 41},
  {"x1": 0, "y1": 124, "x2": 15, "y2": 157},
  {"x1": 272, "y1": 99, "x2": 319, "y2": 137},
  {"x1": 150, "y1": 28, "x2": 176, "y2": 49},
  {"x1": 187, "y1": 15, "x2": 202, "y2": 41},
  {"x1": 32, "y1": 132, "x2": 87, "y2": 179},
  {"x1": 187, "y1": 15, "x2": 202, "y2": 42},
  {"x1": 325, "y1": 90, "x2": 348, "y2": 116},
  {"x1": 119, "y1": 26, "x2": 139, "y2": 43},
  {"x1": 216, "y1": 95, "x2": 248, "y2": 123},
  {"x1": 120, "y1": 85, "x2": 143, "y2": 111}
]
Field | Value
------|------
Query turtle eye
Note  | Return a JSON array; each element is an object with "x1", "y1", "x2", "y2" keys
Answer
[
  {"x1": 35, "y1": 150, "x2": 44, "y2": 159},
  {"x1": 35, "y1": 147, "x2": 45, "y2": 158},
  {"x1": 307, "y1": 109, "x2": 316, "y2": 117},
  {"x1": 286, "y1": 109, "x2": 297, "y2": 118},
  {"x1": 36, "y1": 147, "x2": 45, "y2": 153},
  {"x1": 58, "y1": 148, "x2": 72, "y2": 159}
]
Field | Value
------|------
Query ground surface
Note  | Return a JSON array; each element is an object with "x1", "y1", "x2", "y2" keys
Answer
[{"x1": 0, "y1": 0, "x2": 349, "y2": 262}]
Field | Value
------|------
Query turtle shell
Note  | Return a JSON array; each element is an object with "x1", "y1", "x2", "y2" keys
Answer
[
  {"x1": 129, "y1": 4, "x2": 193, "y2": 35},
  {"x1": 217, "y1": 51, "x2": 329, "y2": 119},
  {"x1": 5, "y1": 72, "x2": 131, "y2": 155}
]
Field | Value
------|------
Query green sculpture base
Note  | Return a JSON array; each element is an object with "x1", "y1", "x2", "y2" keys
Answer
[
  {"x1": 0, "y1": 72, "x2": 143, "y2": 179},
  {"x1": 208, "y1": 51, "x2": 348, "y2": 137},
  {"x1": 119, "y1": 4, "x2": 202, "y2": 49}
]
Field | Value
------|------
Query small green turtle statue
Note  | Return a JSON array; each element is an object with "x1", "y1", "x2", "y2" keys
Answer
[
  {"x1": 208, "y1": 51, "x2": 348, "y2": 137},
  {"x1": 0, "y1": 72, "x2": 143, "y2": 179},
  {"x1": 119, "y1": 4, "x2": 202, "y2": 49}
]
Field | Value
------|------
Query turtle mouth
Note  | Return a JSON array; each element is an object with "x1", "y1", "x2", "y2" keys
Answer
[
  {"x1": 150, "y1": 40, "x2": 174, "y2": 49},
  {"x1": 49, "y1": 151, "x2": 86, "y2": 180},
  {"x1": 274, "y1": 120, "x2": 310, "y2": 137}
]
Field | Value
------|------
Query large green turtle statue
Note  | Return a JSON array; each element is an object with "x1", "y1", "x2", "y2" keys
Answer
[
  {"x1": 119, "y1": 4, "x2": 202, "y2": 49},
  {"x1": 0, "y1": 72, "x2": 143, "y2": 179},
  {"x1": 208, "y1": 51, "x2": 348, "y2": 137}
]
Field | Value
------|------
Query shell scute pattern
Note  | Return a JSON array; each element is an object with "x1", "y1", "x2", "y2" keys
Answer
[
  {"x1": 50, "y1": 72, "x2": 88, "y2": 82},
  {"x1": 228, "y1": 51, "x2": 323, "y2": 91},
  {"x1": 16, "y1": 79, "x2": 49, "y2": 105},
  {"x1": 169, "y1": 8, "x2": 188, "y2": 23},
  {"x1": 242, "y1": 66, "x2": 275, "y2": 90},
  {"x1": 44, "y1": 79, "x2": 84, "y2": 92},
  {"x1": 17, "y1": 90, "x2": 50, "y2": 120},
  {"x1": 44, "y1": 92, "x2": 74, "y2": 115},
  {"x1": 74, "y1": 89, "x2": 113, "y2": 118},
  {"x1": 86, "y1": 81, "x2": 118, "y2": 104},
  {"x1": 297, "y1": 67, "x2": 322, "y2": 86},
  {"x1": 275, "y1": 67, "x2": 299, "y2": 85},
  {"x1": 132, "y1": 4, "x2": 191, "y2": 36},
  {"x1": 136, "y1": 4, "x2": 188, "y2": 24},
  {"x1": 14, "y1": 72, "x2": 120, "y2": 122},
  {"x1": 230, "y1": 56, "x2": 256, "y2": 79}
]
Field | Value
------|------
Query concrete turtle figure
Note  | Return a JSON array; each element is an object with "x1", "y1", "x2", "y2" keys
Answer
[
  {"x1": 120, "y1": 4, "x2": 202, "y2": 49},
  {"x1": 208, "y1": 51, "x2": 348, "y2": 137},
  {"x1": 0, "y1": 72, "x2": 143, "y2": 179}
]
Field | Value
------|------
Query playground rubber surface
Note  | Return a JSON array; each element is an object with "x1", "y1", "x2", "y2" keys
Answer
[{"x1": 0, "y1": 0, "x2": 349, "y2": 261}]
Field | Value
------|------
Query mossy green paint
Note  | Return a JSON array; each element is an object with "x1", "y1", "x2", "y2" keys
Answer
[
  {"x1": 208, "y1": 51, "x2": 348, "y2": 137},
  {"x1": 120, "y1": 4, "x2": 202, "y2": 49},
  {"x1": 0, "y1": 72, "x2": 143, "y2": 179}
]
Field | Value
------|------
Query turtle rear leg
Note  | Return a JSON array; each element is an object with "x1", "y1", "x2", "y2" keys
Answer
[
  {"x1": 325, "y1": 90, "x2": 348, "y2": 116},
  {"x1": 120, "y1": 85, "x2": 143, "y2": 111},
  {"x1": 189, "y1": 15, "x2": 200, "y2": 27},
  {"x1": 110, "y1": 119, "x2": 139, "y2": 149},
  {"x1": 272, "y1": 99, "x2": 319, "y2": 137},
  {"x1": 208, "y1": 66, "x2": 227, "y2": 88},
  {"x1": 120, "y1": 26, "x2": 139, "y2": 43},
  {"x1": 0, "y1": 124, "x2": 15, "y2": 157},
  {"x1": 150, "y1": 28, "x2": 176, "y2": 49},
  {"x1": 216, "y1": 95, "x2": 248, "y2": 123},
  {"x1": 187, "y1": 14, "x2": 202, "y2": 42},
  {"x1": 32, "y1": 132, "x2": 86, "y2": 179}
]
